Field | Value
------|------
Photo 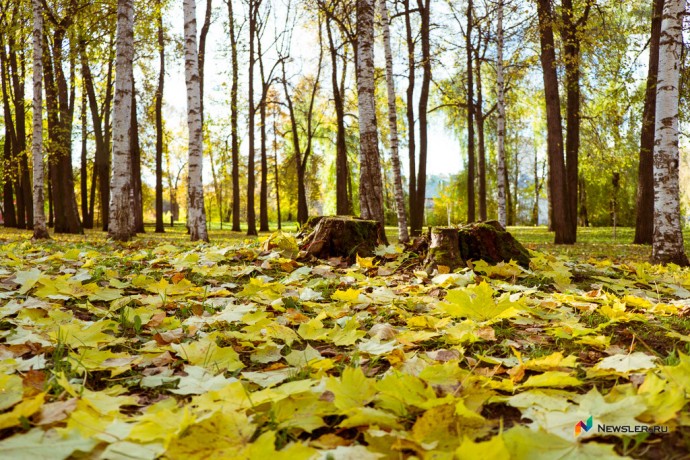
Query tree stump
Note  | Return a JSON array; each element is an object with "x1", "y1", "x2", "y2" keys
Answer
[
  {"x1": 424, "y1": 227, "x2": 463, "y2": 271},
  {"x1": 421, "y1": 221, "x2": 531, "y2": 271},
  {"x1": 300, "y1": 216, "x2": 387, "y2": 261},
  {"x1": 297, "y1": 215, "x2": 326, "y2": 238},
  {"x1": 458, "y1": 220, "x2": 531, "y2": 267}
]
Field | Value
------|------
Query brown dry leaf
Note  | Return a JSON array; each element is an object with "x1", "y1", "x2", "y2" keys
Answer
[
  {"x1": 426, "y1": 349, "x2": 461, "y2": 362},
  {"x1": 191, "y1": 304, "x2": 204, "y2": 316},
  {"x1": 0, "y1": 344, "x2": 31, "y2": 358},
  {"x1": 285, "y1": 309, "x2": 310, "y2": 324},
  {"x1": 377, "y1": 267, "x2": 394, "y2": 276},
  {"x1": 171, "y1": 273, "x2": 185, "y2": 284},
  {"x1": 151, "y1": 352, "x2": 176, "y2": 367},
  {"x1": 474, "y1": 365, "x2": 501, "y2": 378},
  {"x1": 437, "y1": 265, "x2": 451, "y2": 275},
  {"x1": 153, "y1": 328, "x2": 185, "y2": 345},
  {"x1": 368, "y1": 323, "x2": 396, "y2": 340},
  {"x1": 475, "y1": 327, "x2": 496, "y2": 341},
  {"x1": 22, "y1": 369, "x2": 47, "y2": 395},
  {"x1": 36, "y1": 398, "x2": 77, "y2": 425},
  {"x1": 507, "y1": 365, "x2": 525, "y2": 383},
  {"x1": 146, "y1": 311, "x2": 166, "y2": 328}
]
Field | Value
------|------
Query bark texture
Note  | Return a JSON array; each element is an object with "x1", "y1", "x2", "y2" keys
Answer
[
  {"x1": 379, "y1": 0, "x2": 409, "y2": 242},
  {"x1": 356, "y1": 0, "x2": 385, "y2": 225},
  {"x1": 183, "y1": 0, "x2": 209, "y2": 242},
  {"x1": 404, "y1": 0, "x2": 418, "y2": 234},
  {"x1": 155, "y1": 0, "x2": 165, "y2": 233},
  {"x1": 108, "y1": 0, "x2": 135, "y2": 241},
  {"x1": 496, "y1": 0, "x2": 507, "y2": 228},
  {"x1": 414, "y1": 0, "x2": 430, "y2": 231},
  {"x1": 227, "y1": 0, "x2": 241, "y2": 232},
  {"x1": 31, "y1": 0, "x2": 49, "y2": 239},
  {"x1": 466, "y1": 0, "x2": 475, "y2": 223},
  {"x1": 651, "y1": 0, "x2": 688, "y2": 266},
  {"x1": 536, "y1": 0, "x2": 572, "y2": 244},
  {"x1": 635, "y1": 0, "x2": 664, "y2": 245},
  {"x1": 425, "y1": 227, "x2": 463, "y2": 271}
]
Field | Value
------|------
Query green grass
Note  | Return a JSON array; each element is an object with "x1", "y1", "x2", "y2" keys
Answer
[{"x1": 3, "y1": 222, "x2": 689, "y2": 264}]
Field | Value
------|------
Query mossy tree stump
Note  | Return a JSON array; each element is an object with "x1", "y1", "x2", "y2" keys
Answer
[
  {"x1": 458, "y1": 221, "x2": 531, "y2": 267},
  {"x1": 423, "y1": 221, "x2": 531, "y2": 270},
  {"x1": 424, "y1": 227, "x2": 463, "y2": 271},
  {"x1": 300, "y1": 216, "x2": 387, "y2": 261}
]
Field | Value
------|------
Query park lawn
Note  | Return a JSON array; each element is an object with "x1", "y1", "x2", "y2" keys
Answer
[{"x1": 0, "y1": 225, "x2": 689, "y2": 458}]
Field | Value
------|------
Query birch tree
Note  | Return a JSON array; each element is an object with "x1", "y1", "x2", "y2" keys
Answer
[
  {"x1": 356, "y1": 0, "x2": 385, "y2": 225},
  {"x1": 496, "y1": 0, "x2": 506, "y2": 228},
  {"x1": 651, "y1": 0, "x2": 688, "y2": 266},
  {"x1": 31, "y1": 0, "x2": 49, "y2": 240},
  {"x1": 108, "y1": 0, "x2": 135, "y2": 241},
  {"x1": 183, "y1": 0, "x2": 209, "y2": 242},
  {"x1": 379, "y1": 0, "x2": 408, "y2": 242}
]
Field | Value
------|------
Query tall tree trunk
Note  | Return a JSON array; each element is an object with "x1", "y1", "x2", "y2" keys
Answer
[
  {"x1": 79, "y1": 46, "x2": 109, "y2": 228},
  {"x1": 532, "y1": 143, "x2": 539, "y2": 225},
  {"x1": 80, "y1": 89, "x2": 90, "y2": 227},
  {"x1": 635, "y1": 0, "x2": 664, "y2": 245},
  {"x1": 101, "y1": 42, "x2": 115, "y2": 230},
  {"x1": 326, "y1": 18, "x2": 350, "y2": 215},
  {"x1": 257, "y1": 30, "x2": 269, "y2": 232},
  {"x1": 227, "y1": 0, "x2": 241, "y2": 232},
  {"x1": 651, "y1": 0, "x2": 688, "y2": 266},
  {"x1": 536, "y1": 0, "x2": 571, "y2": 244},
  {"x1": 496, "y1": 0, "x2": 507, "y2": 228},
  {"x1": 0, "y1": 47, "x2": 17, "y2": 228},
  {"x1": 130, "y1": 72, "x2": 144, "y2": 233},
  {"x1": 466, "y1": 0, "x2": 475, "y2": 223},
  {"x1": 415, "y1": 0, "x2": 430, "y2": 230},
  {"x1": 108, "y1": 0, "x2": 135, "y2": 241},
  {"x1": 31, "y1": 0, "x2": 49, "y2": 239},
  {"x1": 579, "y1": 174, "x2": 588, "y2": 226},
  {"x1": 198, "y1": 0, "x2": 212, "y2": 124},
  {"x1": 246, "y1": 0, "x2": 258, "y2": 236},
  {"x1": 356, "y1": 0, "x2": 385, "y2": 225},
  {"x1": 273, "y1": 108, "x2": 281, "y2": 229},
  {"x1": 155, "y1": 0, "x2": 165, "y2": 233},
  {"x1": 44, "y1": 28, "x2": 82, "y2": 234},
  {"x1": 404, "y1": 0, "x2": 418, "y2": 234},
  {"x1": 379, "y1": 0, "x2": 409, "y2": 242},
  {"x1": 8, "y1": 34, "x2": 31, "y2": 228},
  {"x1": 475, "y1": 50, "x2": 487, "y2": 221},
  {"x1": 562, "y1": 0, "x2": 590, "y2": 242},
  {"x1": 183, "y1": 0, "x2": 209, "y2": 241}
]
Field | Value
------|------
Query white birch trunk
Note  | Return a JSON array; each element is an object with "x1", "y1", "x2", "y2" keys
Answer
[
  {"x1": 183, "y1": 0, "x2": 209, "y2": 242},
  {"x1": 379, "y1": 0, "x2": 409, "y2": 242},
  {"x1": 496, "y1": 0, "x2": 507, "y2": 228},
  {"x1": 31, "y1": 0, "x2": 49, "y2": 240},
  {"x1": 356, "y1": 0, "x2": 385, "y2": 225},
  {"x1": 108, "y1": 0, "x2": 135, "y2": 241},
  {"x1": 652, "y1": 0, "x2": 688, "y2": 266}
]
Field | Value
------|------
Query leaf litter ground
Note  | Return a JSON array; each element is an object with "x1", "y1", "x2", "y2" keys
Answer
[{"x1": 0, "y1": 227, "x2": 689, "y2": 459}]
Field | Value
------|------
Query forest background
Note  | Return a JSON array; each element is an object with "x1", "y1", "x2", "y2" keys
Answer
[{"x1": 2, "y1": 0, "x2": 688, "y2": 240}]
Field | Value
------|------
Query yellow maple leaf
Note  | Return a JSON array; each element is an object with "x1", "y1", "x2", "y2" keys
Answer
[{"x1": 0, "y1": 393, "x2": 45, "y2": 430}]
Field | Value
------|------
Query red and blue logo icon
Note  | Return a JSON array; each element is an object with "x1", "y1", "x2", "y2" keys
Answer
[{"x1": 575, "y1": 416, "x2": 593, "y2": 436}]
